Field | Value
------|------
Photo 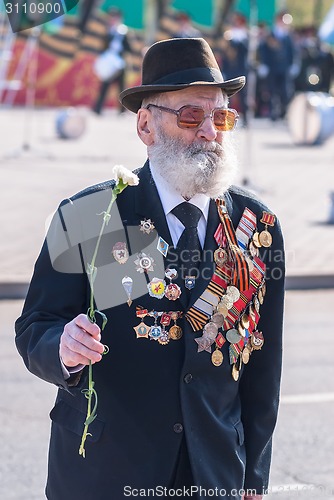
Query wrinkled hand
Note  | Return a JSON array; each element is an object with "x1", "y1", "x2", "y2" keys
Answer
[{"x1": 60, "y1": 314, "x2": 104, "y2": 368}]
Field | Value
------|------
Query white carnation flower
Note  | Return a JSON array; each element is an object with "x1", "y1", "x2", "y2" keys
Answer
[{"x1": 111, "y1": 165, "x2": 139, "y2": 186}]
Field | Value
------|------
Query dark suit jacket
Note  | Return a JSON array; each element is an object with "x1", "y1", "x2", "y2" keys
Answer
[{"x1": 15, "y1": 162, "x2": 285, "y2": 500}]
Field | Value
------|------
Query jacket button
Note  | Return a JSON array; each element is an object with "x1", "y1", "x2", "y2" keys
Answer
[
  {"x1": 184, "y1": 373, "x2": 193, "y2": 384},
  {"x1": 173, "y1": 423, "x2": 183, "y2": 433}
]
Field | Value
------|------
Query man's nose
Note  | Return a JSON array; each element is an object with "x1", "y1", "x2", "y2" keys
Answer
[{"x1": 196, "y1": 116, "x2": 218, "y2": 141}]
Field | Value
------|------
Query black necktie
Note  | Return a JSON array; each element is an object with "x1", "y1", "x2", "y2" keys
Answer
[{"x1": 171, "y1": 202, "x2": 203, "y2": 281}]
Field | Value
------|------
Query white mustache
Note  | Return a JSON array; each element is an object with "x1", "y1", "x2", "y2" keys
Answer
[{"x1": 189, "y1": 142, "x2": 223, "y2": 155}]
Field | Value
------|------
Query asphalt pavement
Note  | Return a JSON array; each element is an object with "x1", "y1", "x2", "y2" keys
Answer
[{"x1": 1, "y1": 291, "x2": 334, "y2": 500}]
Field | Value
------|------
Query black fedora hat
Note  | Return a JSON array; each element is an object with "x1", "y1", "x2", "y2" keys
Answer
[{"x1": 120, "y1": 38, "x2": 246, "y2": 113}]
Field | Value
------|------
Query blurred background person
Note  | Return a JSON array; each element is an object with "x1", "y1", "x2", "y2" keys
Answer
[
  {"x1": 294, "y1": 26, "x2": 334, "y2": 94},
  {"x1": 172, "y1": 11, "x2": 202, "y2": 39},
  {"x1": 257, "y1": 11, "x2": 296, "y2": 121},
  {"x1": 220, "y1": 12, "x2": 249, "y2": 126},
  {"x1": 92, "y1": 7, "x2": 132, "y2": 115}
]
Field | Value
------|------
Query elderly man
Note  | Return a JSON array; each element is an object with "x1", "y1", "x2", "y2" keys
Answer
[{"x1": 15, "y1": 38, "x2": 285, "y2": 500}]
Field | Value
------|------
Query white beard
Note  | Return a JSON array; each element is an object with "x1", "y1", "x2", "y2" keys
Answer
[{"x1": 148, "y1": 126, "x2": 238, "y2": 199}]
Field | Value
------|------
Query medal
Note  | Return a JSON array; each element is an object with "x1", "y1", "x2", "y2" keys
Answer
[
  {"x1": 214, "y1": 247, "x2": 228, "y2": 267},
  {"x1": 203, "y1": 321, "x2": 218, "y2": 340},
  {"x1": 135, "y1": 252, "x2": 155, "y2": 273},
  {"x1": 252, "y1": 231, "x2": 262, "y2": 248},
  {"x1": 259, "y1": 211, "x2": 276, "y2": 248},
  {"x1": 251, "y1": 330, "x2": 264, "y2": 350},
  {"x1": 226, "y1": 285, "x2": 240, "y2": 303},
  {"x1": 242, "y1": 346, "x2": 251, "y2": 364},
  {"x1": 232, "y1": 363, "x2": 239, "y2": 381},
  {"x1": 221, "y1": 295, "x2": 234, "y2": 310},
  {"x1": 240, "y1": 313, "x2": 250, "y2": 330},
  {"x1": 211, "y1": 313, "x2": 225, "y2": 328},
  {"x1": 160, "y1": 313, "x2": 171, "y2": 327},
  {"x1": 159, "y1": 313, "x2": 171, "y2": 345},
  {"x1": 259, "y1": 230, "x2": 272, "y2": 248},
  {"x1": 217, "y1": 302, "x2": 229, "y2": 317},
  {"x1": 249, "y1": 240, "x2": 259, "y2": 258},
  {"x1": 157, "y1": 236, "x2": 169, "y2": 257},
  {"x1": 169, "y1": 311, "x2": 183, "y2": 340},
  {"x1": 133, "y1": 308, "x2": 150, "y2": 338},
  {"x1": 158, "y1": 330, "x2": 169, "y2": 345},
  {"x1": 140, "y1": 218, "x2": 155, "y2": 234},
  {"x1": 148, "y1": 310, "x2": 163, "y2": 340},
  {"x1": 184, "y1": 276, "x2": 196, "y2": 290},
  {"x1": 169, "y1": 325, "x2": 182, "y2": 340},
  {"x1": 226, "y1": 328, "x2": 242, "y2": 344},
  {"x1": 112, "y1": 242, "x2": 129, "y2": 264},
  {"x1": 194, "y1": 335, "x2": 214, "y2": 353},
  {"x1": 122, "y1": 276, "x2": 133, "y2": 307},
  {"x1": 133, "y1": 321, "x2": 150, "y2": 338},
  {"x1": 165, "y1": 269, "x2": 181, "y2": 301},
  {"x1": 211, "y1": 349, "x2": 223, "y2": 367},
  {"x1": 238, "y1": 322, "x2": 246, "y2": 337},
  {"x1": 147, "y1": 277, "x2": 166, "y2": 299}
]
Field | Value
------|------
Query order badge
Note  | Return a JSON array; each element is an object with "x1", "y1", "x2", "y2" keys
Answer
[{"x1": 147, "y1": 277, "x2": 166, "y2": 299}]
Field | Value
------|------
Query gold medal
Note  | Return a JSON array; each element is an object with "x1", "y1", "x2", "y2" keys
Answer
[
  {"x1": 169, "y1": 325, "x2": 183, "y2": 340},
  {"x1": 232, "y1": 363, "x2": 239, "y2": 381},
  {"x1": 259, "y1": 230, "x2": 272, "y2": 248},
  {"x1": 242, "y1": 347, "x2": 251, "y2": 364},
  {"x1": 240, "y1": 313, "x2": 250, "y2": 330},
  {"x1": 211, "y1": 349, "x2": 223, "y2": 367},
  {"x1": 249, "y1": 304, "x2": 256, "y2": 322},
  {"x1": 258, "y1": 288, "x2": 264, "y2": 304},
  {"x1": 217, "y1": 302, "x2": 229, "y2": 317},
  {"x1": 252, "y1": 231, "x2": 262, "y2": 248},
  {"x1": 261, "y1": 281, "x2": 267, "y2": 297},
  {"x1": 238, "y1": 322, "x2": 246, "y2": 337}
]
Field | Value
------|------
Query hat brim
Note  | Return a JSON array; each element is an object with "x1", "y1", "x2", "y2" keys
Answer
[{"x1": 119, "y1": 76, "x2": 246, "y2": 113}]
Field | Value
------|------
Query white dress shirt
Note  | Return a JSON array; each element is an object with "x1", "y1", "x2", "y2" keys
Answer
[{"x1": 150, "y1": 162, "x2": 210, "y2": 248}]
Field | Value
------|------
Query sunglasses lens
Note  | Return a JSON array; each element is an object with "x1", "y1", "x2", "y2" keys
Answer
[
  {"x1": 178, "y1": 107, "x2": 204, "y2": 128},
  {"x1": 213, "y1": 110, "x2": 236, "y2": 131}
]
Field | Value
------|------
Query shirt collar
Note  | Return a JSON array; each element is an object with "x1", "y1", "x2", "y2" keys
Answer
[{"x1": 149, "y1": 161, "x2": 210, "y2": 221}]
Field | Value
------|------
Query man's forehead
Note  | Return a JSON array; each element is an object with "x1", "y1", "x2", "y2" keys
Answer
[{"x1": 163, "y1": 87, "x2": 227, "y2": 106}]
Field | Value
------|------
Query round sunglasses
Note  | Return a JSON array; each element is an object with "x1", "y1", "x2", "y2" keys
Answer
[{"x1": 146, "y1": 104, "x2": 239, "y2": 131}]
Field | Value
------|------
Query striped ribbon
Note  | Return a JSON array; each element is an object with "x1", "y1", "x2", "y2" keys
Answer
[
  {"x1": 216, "y1": 199, "x2": 250, "y2": 292},
  {"x1": 260, "y1": 211, "x2": 276, "y2": 227},
  {"x1": 235, "y1": 208, "x2": 257, "y2": 251}
]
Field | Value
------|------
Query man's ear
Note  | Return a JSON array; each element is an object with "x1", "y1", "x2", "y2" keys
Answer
[{"x1": 137, "y1": 108, "x2": 155, "y2": 146}]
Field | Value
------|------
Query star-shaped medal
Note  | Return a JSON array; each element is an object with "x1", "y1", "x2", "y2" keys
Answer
[{"x1": 194, "y1": 335, "x2": 214, "y2": 353}]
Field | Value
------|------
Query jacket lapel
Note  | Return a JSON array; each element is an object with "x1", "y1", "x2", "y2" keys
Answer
[{"x1": 134, "y1": 161, "x2": 173, "y2": 250}]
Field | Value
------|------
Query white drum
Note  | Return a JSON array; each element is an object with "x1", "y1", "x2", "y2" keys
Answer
[
  {"x1": 287, "y1": 92, "x2": 334, "y2": 145},
  {"x1": 56, "y1": 108, "x2": 86, "y2": 140}
]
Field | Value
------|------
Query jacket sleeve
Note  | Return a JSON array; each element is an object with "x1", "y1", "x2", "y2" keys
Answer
[
  {"x1": 240, "y1": 216, "x2": 285, "y2": 493},
  {"x1": 15, "y1": 200, "x2": 89, "y2": 392}
]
